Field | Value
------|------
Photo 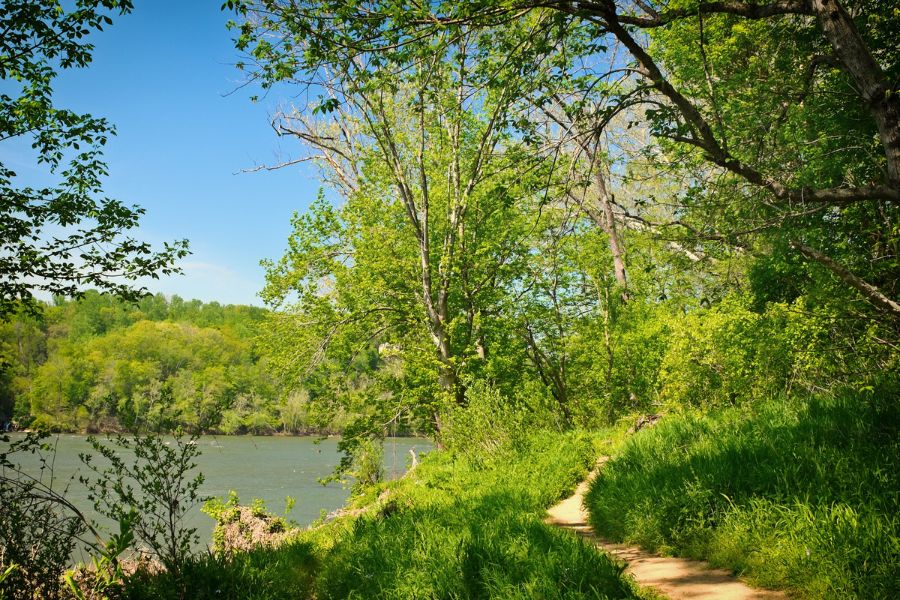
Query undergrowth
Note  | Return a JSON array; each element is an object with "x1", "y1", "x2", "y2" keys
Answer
[
  {"x1": 124, "y1": 429, "x2": 647, "y2": 599},
  {"x1": 585, "y1": 393, "x2": 900, "y2": 599}
]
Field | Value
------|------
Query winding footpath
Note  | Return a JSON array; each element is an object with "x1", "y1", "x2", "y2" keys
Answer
[{"x1": 546, "y1": 458, "x2": 786, "y2": 600}]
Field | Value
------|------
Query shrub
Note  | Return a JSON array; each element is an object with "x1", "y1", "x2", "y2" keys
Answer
[
  {"x1": 122, "y1": 540, "x2": 317, "y2": 600},
  {"x1": 657, "y1": 295, "x2": 792, "y2": 407},
  {"x1": 439, "y1": 379, "x2": 530, "y2": 462},
  {"x1": 0, "y1": 433, "x2": 88, "y2": 600},
  {"x1": 203, "y1": 494, "x2": 294, "y2": 556},
  {"x1": 79, "y1": 433, "x2": 208, "y2": 578}
]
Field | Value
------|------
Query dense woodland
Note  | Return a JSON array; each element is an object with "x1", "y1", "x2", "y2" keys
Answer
[
  {"x1": 0, "y1": 292, "x2": 358, "y2": 434},
  {"x1": 2, "y1": 0, "x2": 899, "y2": 598},
  {"x1": 238, "y1": 0, "x2": 899, "y2": 447}
]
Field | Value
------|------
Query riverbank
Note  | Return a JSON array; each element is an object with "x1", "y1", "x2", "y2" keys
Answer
[
  {"x1": 2, "y1": 433, "x2": 429, "y2": 562},
  {"x1": 5, "y1": 424, "x2": 425, "y2": 438},
  {"x1": 50, "y1": 395, "x2": 898, "y2": 599},
  {"x1": 121, "y1": 429, "x2": 654, "y2": 599}
]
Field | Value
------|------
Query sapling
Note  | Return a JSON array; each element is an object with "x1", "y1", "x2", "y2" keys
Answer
[{"x1": 79, "y1": 432, "x2": 208, "y2": 579}]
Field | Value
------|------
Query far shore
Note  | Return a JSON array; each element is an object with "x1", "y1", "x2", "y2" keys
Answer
[{"x1": 4, "y1": 428, "x2": 429, "y2": 440}]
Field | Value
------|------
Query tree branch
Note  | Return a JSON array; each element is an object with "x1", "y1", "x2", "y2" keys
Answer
[{"x1": 791, "y1": 241, "x2": 900, "y2": 318}]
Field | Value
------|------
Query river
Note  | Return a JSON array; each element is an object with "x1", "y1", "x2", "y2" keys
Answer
[{"x1": 2, "y1": 433, "x2": 429, "y2": 562}]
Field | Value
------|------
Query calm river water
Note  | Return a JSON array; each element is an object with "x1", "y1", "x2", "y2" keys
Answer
[{"x1": 3, "y1": 434, "x2": 429, "y2": 561}]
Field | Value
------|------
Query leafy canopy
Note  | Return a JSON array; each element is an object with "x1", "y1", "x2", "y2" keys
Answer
[{"x1": 0, "y1": 0, "x2": 189, "y2": 316}]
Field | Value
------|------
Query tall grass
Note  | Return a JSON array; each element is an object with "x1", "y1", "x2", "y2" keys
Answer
[
  {"x1": 306, "y1": 430, "x2": 643, "y2": 599},
  {"x1": 125, "y1": 430, "x2": 648, "y2": 599},
  {"x1": 123, "y1": 541, "x2": 318, "y2": 599},
  {"x1": 585, "y1": 394, "x2": 900, "y2": 599}
]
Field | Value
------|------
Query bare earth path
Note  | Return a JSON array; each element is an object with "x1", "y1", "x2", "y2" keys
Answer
[{"x1": 546, "y1": 458, "x2": 787, "y2": 600}]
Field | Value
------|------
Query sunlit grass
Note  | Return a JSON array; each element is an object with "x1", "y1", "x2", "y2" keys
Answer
[
  {"x1": 125, "y1": 429, "x2": 649, "y2": 599},
  {"x1": 585, "y1": 394, "x2": 900, "y2": 599}
]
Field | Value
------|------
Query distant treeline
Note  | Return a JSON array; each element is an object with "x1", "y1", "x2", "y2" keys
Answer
[{"x1": 0, "y1": 292, "x2": 355, "y2": 434}]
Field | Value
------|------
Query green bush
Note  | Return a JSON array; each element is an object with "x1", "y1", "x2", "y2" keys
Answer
[
  {"x1": 585, "y1": 394, "x2": 900, "y2": 599},
  {"x1": 657, "y1": 295, "x2": 793, "y2": 407},
  {"x1": 439, "y1": 379, "x2": 531, "y2": 462},
  {"x1": 1, "y1": 433, "x2": 88, "y2": 600},
  {"x1": 79, "y1": 433, "x2": 208, "y2": 578},
  {"x1": 655, "y1": 295, "x2": 896, "y2": 411},
  {"x1": 122, "y1": 541, "x2": 317, "y2": 600}
]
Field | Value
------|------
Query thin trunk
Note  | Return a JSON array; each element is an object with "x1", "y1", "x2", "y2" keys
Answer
[
  {"x1": 592, "y1": 165, "x2": 629, "y2": 297},
  {"x1": 602, "y1": 284, "x2": 615, "y2": 387}
]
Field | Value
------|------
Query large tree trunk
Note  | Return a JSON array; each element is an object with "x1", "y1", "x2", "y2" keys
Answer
[{"x1": 810, "y1": 0, "x2": 900, "y2": 185}]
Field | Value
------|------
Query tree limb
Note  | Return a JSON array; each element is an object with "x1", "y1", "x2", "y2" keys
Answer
[{"x1": 791, "y1": 240, "x2": 900, "y2": 317}]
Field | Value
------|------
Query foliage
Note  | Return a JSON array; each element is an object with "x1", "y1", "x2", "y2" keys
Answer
[
  {"x1": 228, "y1": 1, "x2": 898, "y2": 467},
  {"x1": 121, "y1": 540, "x2": 317, "y2": 600},
  {"x1": 656, "y1": 295, "x2": 897, "y2": 409},
  {"x1": 301, "y1": 429, "x2": 646, "y2": 599},
  {"x1": 439, "y1": 379, "x2": 533, "y2": 461},
  {"x1": 0, "y1": 0, "x2": 188, "y2": 316},
  {"x1": 203, "y1": 493, "x2": 294, "y2": 558},
  {"x1": 64, "y1": 513, "x2": 135, "y2": 600},
  {"x1": 0, "y1": 292, "x2": 323, "y2": 434},
  {"x1": 585, "y1": 393, "x2": 900, "y2": 599},
  {"x1": 202, "y1": 491, "x2": 242, "y2": 555},
  {"x1": 5, "y1": 1, "x2": 898, "y2": 596},
  {"x1": 79, "y1": 433, "x2": 208, "y2": 578},
  {"x1": 348, "y1": 437, "x2": 383, "y2": 491}
]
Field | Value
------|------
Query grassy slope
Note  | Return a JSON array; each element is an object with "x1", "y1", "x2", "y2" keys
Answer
[
  {"x1": 585, "y1": 394, "x2": 900, "y2": 599},
  {"x1": 127, "y1": 430, "x2": 649, "y2": 599}
]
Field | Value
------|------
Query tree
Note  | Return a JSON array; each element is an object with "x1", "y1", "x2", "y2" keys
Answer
[
  {"x1": 228, "y1": 0, "x2": 899, "y2": 433},
  {"x1": 0, "y1": 0, "x2": 188, "y2": 317},
  {"x1": 225, "y1": 0, "x2": 898, "y2": 326},
  {"x1": 238, "y1": 11, "x2": 571, "y2": 430}
]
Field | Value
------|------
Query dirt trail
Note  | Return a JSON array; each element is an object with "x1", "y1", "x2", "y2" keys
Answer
[{"x1": 546, "y1": 458, "x2": 786, "y2": 600}]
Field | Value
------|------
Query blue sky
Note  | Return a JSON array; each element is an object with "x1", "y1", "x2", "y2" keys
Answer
[{"x1": 8, "y1": 1, "x2": 320, "y2": 306}]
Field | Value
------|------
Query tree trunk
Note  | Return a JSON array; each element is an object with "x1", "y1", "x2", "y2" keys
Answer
[
  {"x1": 592, "y1": 166, "x2": 629, "y2": 297},
  {"x1": 810, "y1": 0, "x2": 900, "y2": 184}
]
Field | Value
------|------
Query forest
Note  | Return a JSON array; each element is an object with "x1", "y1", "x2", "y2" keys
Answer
[
  {"x1": 0, "y1": 292, "x2": 348, "y2": 435},
  {"x1": 1, "y1": 0, "x2": 898, "y2": 598}
]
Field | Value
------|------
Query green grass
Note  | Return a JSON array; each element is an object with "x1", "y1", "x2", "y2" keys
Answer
[
  {"x1": 124, "y1": 429, "x2": 647, "y2": 599},
  {"x1": 123, "y1": 541, "x2": 318, "y2": 599},
  {"x1": 585, "y1": 394, "x2": 900, "y2": 599}
]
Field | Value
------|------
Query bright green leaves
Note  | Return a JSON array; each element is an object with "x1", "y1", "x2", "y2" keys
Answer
[
  {"x1": 229, "y1": 0, "x2": 900, "y2": 445},
  {"x1": 9, "y1": 293, "x2": 278, "y2": 433},
  {"x1": 0, "y1": 0, "x2": 189, "y2": 315},
  {"x1": 312, "y1": 97, "x2": 340, "y2": 116}
]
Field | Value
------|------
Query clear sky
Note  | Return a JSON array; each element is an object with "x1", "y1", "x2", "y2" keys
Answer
[{"x1": 9, "y1": 1, "x2": 321, "y2": 306}]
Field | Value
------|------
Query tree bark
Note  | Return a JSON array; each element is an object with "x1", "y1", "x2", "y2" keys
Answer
[
  {"x1": 809, "y1": 0, "x2": 900, "y2": 185},
  {"x1": 592, "y1": 165, "x2": 629, "y2": 297},
  {"x1": 791, "y1": 241, "x2": 900, "y2": 317}
]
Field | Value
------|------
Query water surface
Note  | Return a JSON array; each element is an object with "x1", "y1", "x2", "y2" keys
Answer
[{"x1": 3, "y1": 434, "x2": 429, "y2": 561}]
